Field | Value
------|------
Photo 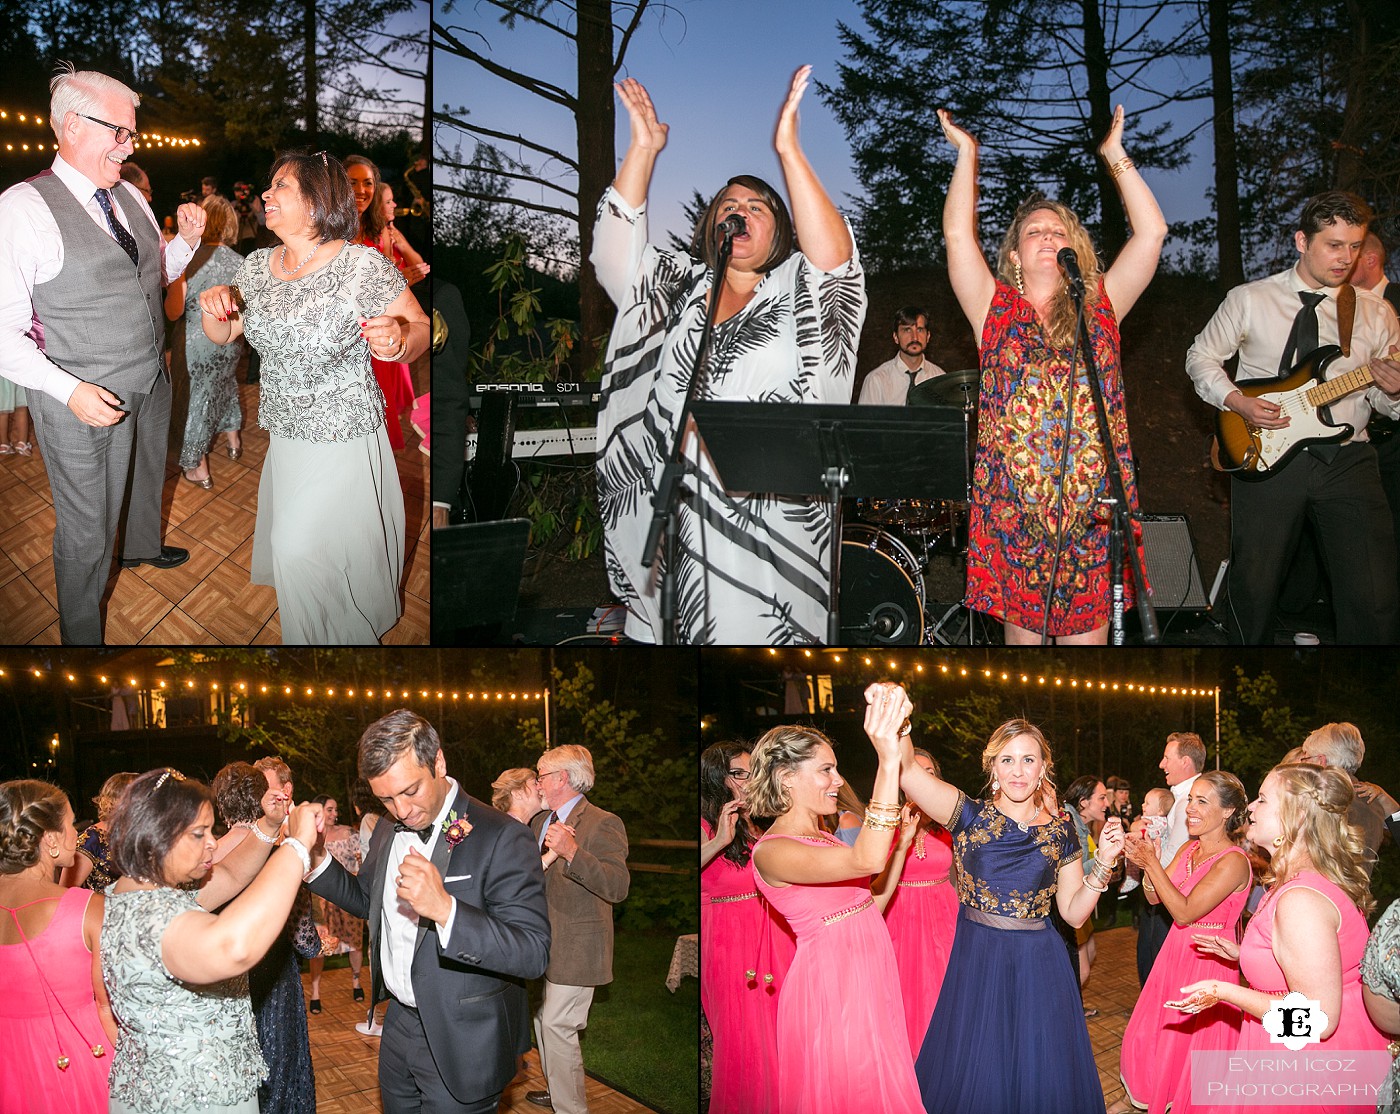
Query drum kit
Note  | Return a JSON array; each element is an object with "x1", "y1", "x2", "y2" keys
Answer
[{"x1": 840, "y1": 369, "x2": 980, "y2": 645}]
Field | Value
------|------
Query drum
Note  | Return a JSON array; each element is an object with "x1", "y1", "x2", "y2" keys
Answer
[
  {"x1": 839, "y1": 524, "x2": 925, "y2": 645},
  {"x1": 855, "y1": 497, "x2": 941, "y2": 532}
]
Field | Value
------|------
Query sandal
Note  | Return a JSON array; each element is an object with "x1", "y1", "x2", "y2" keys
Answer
[
  {"x1": 308, "y1": 998, "x2": 321, "y2": 1015},
  {"x1": 13, "y1": 442, "x2": 31, "y2": 456},
  {"x1": 0, "y1": 443, "x2": 12, "y2": 456}
]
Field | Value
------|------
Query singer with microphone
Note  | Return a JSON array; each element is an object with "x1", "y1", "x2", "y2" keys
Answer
[
  {"x1": 591, "y1": 67, "x2": 866, "y2": 644},
  {"x1": 938, "y1": 105, "x2": 1167, "y2": 644}
]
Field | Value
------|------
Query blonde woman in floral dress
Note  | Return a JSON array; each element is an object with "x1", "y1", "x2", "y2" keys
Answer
[{"x1": 307, "y1": 795, "x2": 365, "y2": 1014}]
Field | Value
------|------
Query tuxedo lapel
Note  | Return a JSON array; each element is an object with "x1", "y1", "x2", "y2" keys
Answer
[{"x1": 365, "y1": 817, "x2": 394, "y2": 1006}]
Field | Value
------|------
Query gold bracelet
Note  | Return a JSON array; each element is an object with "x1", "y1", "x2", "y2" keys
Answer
[
  {"x1": 1142, "y1": 877, "x2": 1156, "y2": 892},
  {"x1": 863, "y1": 811, "x2": 899, "y2": 831},
  {"x1": 1107, "y1": 156, "x2": 1135, "y2": 181},
  {"x1": 1084, "y1": 876, "x2": 1108, "y2": 892},
  {"x1": 866, "y1": 800, "x2": 901, "y2": 813}
]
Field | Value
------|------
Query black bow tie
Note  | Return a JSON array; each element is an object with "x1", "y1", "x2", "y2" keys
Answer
[{"x1": 393, "y1": 821, "x2": 433, "y2": 842}]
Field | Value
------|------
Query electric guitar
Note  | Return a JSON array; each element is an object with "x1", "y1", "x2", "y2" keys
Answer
[{"x1": 1213, "y1": 345, "x2": 1394, "y2": 479}]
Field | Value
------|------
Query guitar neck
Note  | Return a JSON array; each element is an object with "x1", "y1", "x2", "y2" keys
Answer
[{"x1": 1305, "y1": 358, "x2": 1378, "y2": 407}]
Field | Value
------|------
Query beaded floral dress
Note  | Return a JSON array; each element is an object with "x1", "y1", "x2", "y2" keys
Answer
[
  {"x1": 76, "y1": 824, "x2": 119, "y2": 891},
  {"x1": 965, "y1": 281, "x2": 1147, "y2": 635},
  {"x1": 1361, "y1": 898, "x2": 1400, "y2": 1114},
  {"x1": 883, "y1": 825, "x2": 958, "y2": 1053},
  {"x1": 315, "y1": 829, "x2": 366, "y2": 954},
  {"x1": 914, "y1": 793, "x2": 1103, "y2": 1114},
  {"x1": 1118, "y1": 842, "x2": 1251, "y2": 1113},
  {"x1": 102, "y1": 886, "x2": 266, "y2": 1112},
  {"x1": 752, "y1": 831, "x2": 923, "y2": 1114},
  {"x1": 699, "y1": 818, "x2": 795, "y2": 1114}
]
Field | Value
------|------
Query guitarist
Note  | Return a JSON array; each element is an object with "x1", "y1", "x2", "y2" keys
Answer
[{"x1": 1185, "y1": 190, "x2": 1400, "y2": 644}]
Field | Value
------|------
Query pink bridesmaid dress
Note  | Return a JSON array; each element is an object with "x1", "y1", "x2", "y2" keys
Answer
[
  {"x1": 700, "y1": 818, "x2": 795, "y2": 1114},
  {"x1": 884, "y1": 825, "x2": 959, "y2": 1053},
  {"x1": 0, "y1": 887, "x2": 111, "y2": 1114},
  {"x1": 753, "y1": 831, "x2": 924, "y2": 1114},
  {"x1": 1118, "y1": 842, "x2": 1251, "y2": 1112},
  {"x1": 1183, "y1": 870, "x2": 1389, "y2": 1114}
]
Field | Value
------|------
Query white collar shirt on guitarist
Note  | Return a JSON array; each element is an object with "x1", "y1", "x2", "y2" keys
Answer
[{"x1": 1185, "y1": 265, "x2": 1400, "y2": 443}]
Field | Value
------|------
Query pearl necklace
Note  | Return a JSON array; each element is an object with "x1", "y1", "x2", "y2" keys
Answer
[{"x1": 278, "y1": 241, "x2": 320, "y2": 278}]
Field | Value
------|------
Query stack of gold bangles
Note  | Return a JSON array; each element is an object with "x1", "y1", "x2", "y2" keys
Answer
[
  {"x1": 1083, "y1": 856, "x2": 1114, "y2": 892},
  {"x1": 1106, "y1": 156, "x2": 1135, "y2": 180},
  {"x1": 864, "y1": 800, "x2": 901, "y2": 831}
]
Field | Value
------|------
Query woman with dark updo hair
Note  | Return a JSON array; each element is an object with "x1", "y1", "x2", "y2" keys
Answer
[
  {"x1": 1115, "y1": 770, "x2": 1252, "y2": 1113},
  {"x1": 198, "y1": 150, "x2": 430, "y2": 644},
  {"x1": 593, "y1": 67, "x2": 866, "y2": 644},
  {"x1": 0, "y1": 779, "x2": 116, "y2": 1114}
]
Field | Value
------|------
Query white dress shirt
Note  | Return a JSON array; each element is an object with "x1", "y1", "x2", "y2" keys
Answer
[
  {"x1": 1160, "y1": 772, "x2": 1201, "y2": 866},
  {"x1": 306, "y1": 776, "x2": 462, "y2": 1009},
  {"x1": 0, "y1": 154, "x2": 195, "y2": 404},
  {"x1": 1185, "y1": 265, "x2": 1400, "y2": 441},
  {"x1": 538, "y1": 792, "x2": 583, "y2": 847},
  {"x1": 857, "y1": 354, "x2": 948, "y2": 405}
]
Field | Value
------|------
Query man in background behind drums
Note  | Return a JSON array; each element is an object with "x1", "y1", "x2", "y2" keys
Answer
[
  {"x1": 858, "y1": 305, "x2": 948, "y2": 404},
  {"x1": 1185, "y1": 190, "x2": 1400, "y2": 644}
]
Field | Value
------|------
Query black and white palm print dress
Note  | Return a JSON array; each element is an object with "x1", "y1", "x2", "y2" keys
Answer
[{"x1": 592, "y1": 186, "x2": 866, "y2": 644}]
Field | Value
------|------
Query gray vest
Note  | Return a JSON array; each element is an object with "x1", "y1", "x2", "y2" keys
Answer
[{"x1": 28, "y1": 173, "x2": 165, "y2": 395}]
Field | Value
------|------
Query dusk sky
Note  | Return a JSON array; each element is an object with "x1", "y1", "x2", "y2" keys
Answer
[{"x1": 444, "y1": 0, "x2": 1216, "y2": 249}]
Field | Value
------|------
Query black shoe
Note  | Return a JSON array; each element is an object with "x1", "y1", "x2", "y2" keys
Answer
[
  {"x1": 353, "y1": 985, "x2": 364, "y2": 1002},
  {"x1": 120, "y1": 546, "x2": 190, "y2": 570},
  {"x1": 309, "y1": 999, "x2": 321, "y2": 1015},
  {"x1": 525, "y1": 1092, "x2": 553, "y2": 1110}
]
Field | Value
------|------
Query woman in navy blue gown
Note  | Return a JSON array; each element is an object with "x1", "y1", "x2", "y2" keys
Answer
[{"x1": 899, "y1": 716, "x2": 1125, "y2": 1114}]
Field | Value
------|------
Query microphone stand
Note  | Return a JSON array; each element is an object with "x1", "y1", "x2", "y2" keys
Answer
[
  {"x1": 1064, "y1": 277, "x2": 1160, "y2": 645},
  {"x1": 640, "y1": 225, "x2": 738, "y2": 645}
]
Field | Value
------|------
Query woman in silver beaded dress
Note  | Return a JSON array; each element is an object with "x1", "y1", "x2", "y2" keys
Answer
[
  {"x1": 198, "y1": 151, "x2": 429, "y2": 644},
  {"x1": 101, "y1": 768, "x2": 323, "y2": 1114}
]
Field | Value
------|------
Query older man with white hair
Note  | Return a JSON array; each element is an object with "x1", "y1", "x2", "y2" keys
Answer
[
  {"x1": 1299, "y1": 722, "x2": 1398, "y2": 878},
  {"x1": 528, "y1": 744, "x2": 630, "y2": 1113},
  {"x1": 0, "y1": 64, "x2": 208, "y2": 643}
]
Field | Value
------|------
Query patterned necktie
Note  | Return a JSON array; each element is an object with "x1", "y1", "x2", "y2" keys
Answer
[
  {"x1": 94, "y1": 188, "x2": 139, "y2": 266},
  {"x1": 540, "y1": 810, "x2": 559, "y2": 847},
  {"x1": 1279, "y1": 290, "x2": 1326, "y2": 373}
]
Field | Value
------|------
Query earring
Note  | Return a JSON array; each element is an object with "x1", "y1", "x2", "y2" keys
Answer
[
  {"x1": 48, "y1": 846, "x2": 59, "y2": 859},
  {"x1": 1272, "y1": 835, "x2": 1284, "y2": 848},
  {"x1": 992, "y1": 779, "x2": 1000, "y2": 793},
  {"x1": 1013, "y1": 257, "x2": 1024, "y2": 292},
  {"x1": 1037, "y1": 775, "x2": 1044, "y2": 789}
]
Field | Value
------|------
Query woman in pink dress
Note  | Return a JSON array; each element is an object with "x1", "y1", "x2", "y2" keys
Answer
[
  {"x1": 1176, "y1": 763, "x2": 1388, "y2": 1114},
  {"x1": 700, "y1": 741, "x2": 795, "y2": 1114},
  {"x1": 748, "y1": 683, "x2": 924, "y2": 1114},
  {"x1": 1113, "y1": 770, "x2": 1252, "y2": 1113},
  {"x1": 0, "y1": 780, "x2": 116, "y2": 1114},
  {"x1": 878, "y1": 746, "x2": 958, "y2": 1054}
]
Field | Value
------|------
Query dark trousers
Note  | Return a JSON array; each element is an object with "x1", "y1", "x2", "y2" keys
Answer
[
  {"x1": 1136, "y1": 901, "x2": 1172, "y2": 986},
  {"x1": 380, "y1": 1000, "x2": 500, "y2": 1114},
  {"x1": 1226, "y1": 443, "x2": 1400, "y2": 643}
]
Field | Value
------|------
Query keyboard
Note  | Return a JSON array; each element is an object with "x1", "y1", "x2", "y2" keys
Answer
[{"x1": 466, "y1": 426, "x2": 599, "y2": 460}]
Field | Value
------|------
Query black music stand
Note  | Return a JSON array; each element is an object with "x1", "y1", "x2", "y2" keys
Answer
[
  {"x1": 689, "y1": 401, "x2": 968, "y2": 644},
  {"x1": 431, "y1": 518, "x2": 531, "y2": 643}
]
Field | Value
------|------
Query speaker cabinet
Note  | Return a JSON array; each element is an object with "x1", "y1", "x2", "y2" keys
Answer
[{"x1": 1140, "y1": 514, "x2": 1209, "y2": 610}]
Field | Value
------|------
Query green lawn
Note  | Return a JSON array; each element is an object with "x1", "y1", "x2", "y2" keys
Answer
[{"x1": 555, "y1": 930, "x2": 699, "y2": 1114}]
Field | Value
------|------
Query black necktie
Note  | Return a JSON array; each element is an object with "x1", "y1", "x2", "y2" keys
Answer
[
  {"x1": 393, "y1": 820, "x2": 433, "y2": 842},
  {"x1": 905, "y1": 367, "x2": 919, "y2": 403},
  {"x1": 94, "y1": 188, "x2": 140, "y2": 267},
  {"x1": 1280, "y1": 290, "x2": 1326, "y2": 373}
]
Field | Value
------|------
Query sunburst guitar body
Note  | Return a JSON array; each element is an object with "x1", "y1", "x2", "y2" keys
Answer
[{"x1": 1213, "y1": 345, "x2": 1387, "y2": 479}]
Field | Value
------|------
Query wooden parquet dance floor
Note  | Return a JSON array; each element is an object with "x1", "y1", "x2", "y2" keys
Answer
[
  {"x1": 0, "y1": 364, "x2": 430, "y2": 645},
  {"x1": 303, "y1": 965, "x2": 659, "y2": 1113},
  {"x1": 1084, "y1": 925, "x2": 1144, "y2": 1110}
]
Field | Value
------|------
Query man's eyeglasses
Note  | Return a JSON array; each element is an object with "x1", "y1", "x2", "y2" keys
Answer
[
  {"x1": 726, "y1": 768, "x2": 751, "y2": 781},
  {"x1": 537, "y1": 770, "x2": 568, "y2": 783},
  {"x1": 78, "y1": 114, "x2": 137, "y2": 146}
]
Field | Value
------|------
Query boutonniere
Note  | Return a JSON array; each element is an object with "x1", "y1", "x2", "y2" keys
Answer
[{"x1": 442, "y1": 810, "x2": 472, "y2": 849}]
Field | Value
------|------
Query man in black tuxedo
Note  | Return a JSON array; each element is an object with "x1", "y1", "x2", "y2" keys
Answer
[{"x1": 308, "y1": 710, "x2": 551, "y2": 1112}]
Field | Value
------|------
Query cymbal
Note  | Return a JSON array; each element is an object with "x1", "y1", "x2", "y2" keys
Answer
[{"x1": 908, "y1": 368, "x2": 978, "y2": 408}]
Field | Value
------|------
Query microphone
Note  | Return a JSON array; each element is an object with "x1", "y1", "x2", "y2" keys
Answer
[
  {"x1": 1057, "y1": 246, "x2": 1085, "y2": 296},
  {"x1": 718, "y1": 213, "x2": 747, "y2": 239}
]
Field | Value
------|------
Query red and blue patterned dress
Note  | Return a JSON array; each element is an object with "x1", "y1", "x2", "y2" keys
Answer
[{"x1": 965, "y1": 280, "x2": 1147, "y2": 635}]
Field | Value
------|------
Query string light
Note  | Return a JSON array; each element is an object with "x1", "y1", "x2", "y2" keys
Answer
[{"x1": 0, "y1": 108, "x2": 201, "y2": 151}]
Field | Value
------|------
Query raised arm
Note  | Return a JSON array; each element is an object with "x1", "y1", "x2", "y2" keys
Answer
[
  {"x1": 1135, "y1": 844, "x2": 1249, "y2": 926},
  {"x1": 195, "y1": 810, "x2": 281, "y2": 910},
  {"x1": 754, "y1": 684, "x2": 913, "y2": 886},
  {"x1": 898, "y1": 738, "x2": 963, "y2": 829},
  {"x1": 775, "y1": 65, "x2": 852, "y2": 272},
  {"x1": 612, "y1": 78, "x2": 669, "y2": 209},
  {"x1": 1057, "y1": 816, "x2": 1124, "y2": 928},
  {"x1": 161, "y1": 802, "x2": 323, "y2": 984},
  {"x1": 937, "y1": 109, "x2": 996, "y2": 336},
  {"x1": 1098, "y1": 105, "x2": 1167, "y2": 320}
]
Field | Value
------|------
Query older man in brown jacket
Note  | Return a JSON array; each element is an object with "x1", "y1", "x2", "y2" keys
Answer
[{"x1": 527, "y1": 744, "x2": 630, "y2": 1113}]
